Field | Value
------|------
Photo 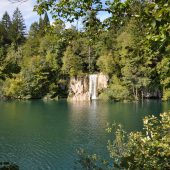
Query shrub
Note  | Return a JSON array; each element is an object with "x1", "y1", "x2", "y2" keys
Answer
[
  {"x1": 77, "y1": 112, "x2": 170, "y2": 169},
  {"x1": 162, "y1": 88, "x2": 170, "y2": 101},
  {"x1": 99, "y1": 76, "x2": 132, "y2": 101}
]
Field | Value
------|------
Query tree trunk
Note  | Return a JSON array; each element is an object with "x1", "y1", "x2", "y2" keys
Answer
[
  {"x1": 141, "y1": 90, "x2": 144, "y2": 101},
  {"x1": 88, "y1": 45, "x2": 91, "y2": 73},
  {"x1": 132, "y1": 86, "x2": 135, "y2": 99},
  {"x1": 135, "y1": 87, "x2": 138, "y2": 100}
]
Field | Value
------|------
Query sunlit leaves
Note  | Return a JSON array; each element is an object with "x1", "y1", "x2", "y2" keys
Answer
[{"x1": 77, "y1": 112, "x2": 170, "y2": 169}]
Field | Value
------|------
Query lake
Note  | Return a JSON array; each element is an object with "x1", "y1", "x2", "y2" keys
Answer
[{"x1": 0, "y1": 100, "x2": 169, "y2": 169}]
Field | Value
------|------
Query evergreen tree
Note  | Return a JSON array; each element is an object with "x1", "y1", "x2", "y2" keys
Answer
[
  {"x1": 2, "y1": 12, "x2": 11, "y2": 30},
  {"x1": 0, "y1": 22, "x2": 6, "y2": 46},
  {"x1": 29, "y1": 21, "x2": 39, "y2": 37},
  {"x1": 38, "y1": 13, "x2": 50, "y2": 36},
  {"x1": 43, "y1": 12, "x2": 50, "y2": 28},
  {"x1": 39, "y1": 16, "x2": 45, "y2": 36},
  {"x1": 1, "y1": 11, "x2": 12, "y2": 44},
  {"x1": 83, "y1": 11, "x2": 101, "y2": 73},
  {"x1": 11, "y1": 8, "x2": 26, "y2": 45}
]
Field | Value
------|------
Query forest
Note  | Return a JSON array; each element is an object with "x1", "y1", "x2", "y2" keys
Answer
[{"x1": 0, "y1": 0, "x2": 170, "y2": 101}]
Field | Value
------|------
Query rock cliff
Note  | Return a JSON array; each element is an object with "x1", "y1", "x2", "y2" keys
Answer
[
  {"x1": 97, "y1": 73, "x2": 108, "y2": 91},
  {"x1": 68, "y1": 73, "x2": 108, "y2": 101}
]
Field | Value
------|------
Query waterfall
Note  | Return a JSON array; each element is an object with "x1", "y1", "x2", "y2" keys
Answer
[{"x1": 89, "y1": 74, "x2": 98, "y2": 100}]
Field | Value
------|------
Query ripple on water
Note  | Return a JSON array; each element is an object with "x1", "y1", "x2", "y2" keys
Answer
[
  {"x1": 18, "y1": 138, "x2": 60, "y2": 170},
  {"x1": 0, "y1": 136, "x2": 62, "y2": 170},
  {"x1": 0, "y1": 100, "x2": 163, "y2": 169}
]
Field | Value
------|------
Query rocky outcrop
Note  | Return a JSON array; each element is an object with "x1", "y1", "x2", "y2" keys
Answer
[
  {"x1": 97, "y1": 73, "x2": 109, "y2": 91},
  {"x1": 68, "y1": 73, "x2": 108, "y2": 101},
  {"x1": 68, "y1": 76, "x2": 89, "y2": 101}
]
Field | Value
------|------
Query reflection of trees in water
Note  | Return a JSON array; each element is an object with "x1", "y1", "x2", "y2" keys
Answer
[
  {"x1": 0, "y1": 162, "x2": 19, "y2": 170},
  {"x1": 68, "y1": 100, "x2": 109, "y2": 130},
  {"x1": 68, "y1": 101, "x2": 91, "y2": 125}
]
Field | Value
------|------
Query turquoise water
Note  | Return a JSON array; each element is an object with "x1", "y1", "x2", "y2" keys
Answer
[{"x1": 0, "y1": 100, "x2": 169, "y2": 169}]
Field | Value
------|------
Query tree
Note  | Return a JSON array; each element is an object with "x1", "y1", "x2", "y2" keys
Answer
[
  {"x1": 1, "y1": 11, "x2": 12, "y2": 45},
  {"x1": 139, "y1": 0, "x2": 170, "y2": 100},
  {"x1": 143, "y1": 0, "x2": 170, "y2": 51},
  {"x1": 157, "y1": 45, "x2": 170, "y2": 100},
  {"x1": 62, "y1": 46, "x2": 83, "y2": 77},
  {"x1": 97, "y1": 52, "x2": 115, "y2": 76},
  {"x1": 115, "y1": 17, "x2": 151, "y2": 100},
  {"x1": 11, "y1": 8, "x2": 26, "y2": 45},
  {"x1": 2, "y1": 53, "x2": 60, "y2": 99},
  {"x1": 83, "y1": 10, "x2": 101, "y2": 73},
  {"x1": 35, "y1": 0, "x2": 128, "y2": 21},
  {"x1": 2, "y1": 12, "x2": 11, "y2": 30},
  {"x1": 39, "y1": 16, "x2": 46, "y2": 36},
  {"x1": 23, "y1": 36, "x2": 40, "y2": 57},
  {"x1": 0, "y1": 22, "x2": 6, "y2": 46},
  {"x1": 23, "y1": 22, "x2": 40, "y2": 57},
  {"x1": 43, "y1": 12, "x2": 50, "y2": 28},
  {"x1": 38, "y1": 13, "x2": 50, "y2": 36},
  {"x1": 29, "y1": 21, "x2": 39, "y2": 37},
  {"x1": 2, "y1": 44, "x2": 22, "y2": 77}
]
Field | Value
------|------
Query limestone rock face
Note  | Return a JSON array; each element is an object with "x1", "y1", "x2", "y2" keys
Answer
[
  {"x1": 97, "y1": 73, "x2": 109, "y2": 91},
  {"x1": 68, "y1": 73, "x2": 108, "y2": 101},
  {"x1": 68, "y1": 76, "x2": 89, "y2": 101}
]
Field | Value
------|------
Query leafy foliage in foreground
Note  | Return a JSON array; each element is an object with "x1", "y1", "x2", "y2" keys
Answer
[{"x1": 77, "y1": 112, "x2": 170, "y2": 169}]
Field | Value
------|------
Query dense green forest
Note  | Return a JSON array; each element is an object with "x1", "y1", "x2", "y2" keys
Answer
[{"x1": 0, "y1": 0, "x2": 170, "y2": 101}]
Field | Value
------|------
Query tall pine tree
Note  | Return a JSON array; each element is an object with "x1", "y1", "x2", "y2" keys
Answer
[
  {"x1": 29, "y1": 21, "x2": 39, "y2": 37},
  {"x1": 0, "y1": 22, "x2": 6, "y2": 46},
  {"x1": 1, "y1": 11, "x2": 12, "y2": 44},
  {"x1": 39, "y1": 16, "x2": 45, "y2": 36},
  {"x1": 11, "y1": 8, "x2": 26, "y2": 45},
  {"x1": 2, "y1": 12, "x2": 11, "y2": 30},
  {"x1": 39, "y1": 13, "x2": 50, "y2": 36},
  {"x1": 44, "y1": 12, "x2": 50, "y2": 28}
]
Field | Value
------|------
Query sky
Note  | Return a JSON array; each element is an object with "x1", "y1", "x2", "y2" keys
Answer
[
  {"x1": 0, "y1": 0, "x2": 38, "y2": 31},
  {"x1": 0, "y1": 0, "x2": 111, "y2": 31}
]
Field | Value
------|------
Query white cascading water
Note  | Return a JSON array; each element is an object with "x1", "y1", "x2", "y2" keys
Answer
[{"x1": 89, "y1": 74, "x2": 98, "y2": 100}]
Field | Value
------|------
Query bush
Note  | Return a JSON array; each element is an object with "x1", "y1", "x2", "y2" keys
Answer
[
  {"x1": 2, "y1": 75, "x2": 25, "y2": 99},
  {"x1": 99, "y1": 76, "x2": 132, "y2": 101},
  {"x1": 77, "y1": 112, "x2": 170, "y2": 169},
  {"x1": 162, "y1": 88, "x2": 170, "y2": 101}
]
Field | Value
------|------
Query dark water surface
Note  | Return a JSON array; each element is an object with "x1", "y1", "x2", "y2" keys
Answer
[{"x1": 0, "y1": 100, "x2": 169, "y2": 169}]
